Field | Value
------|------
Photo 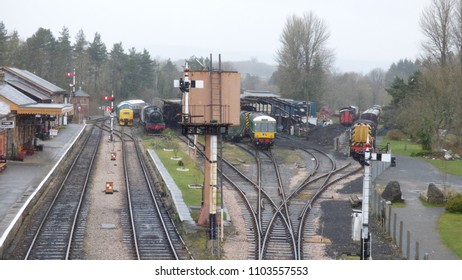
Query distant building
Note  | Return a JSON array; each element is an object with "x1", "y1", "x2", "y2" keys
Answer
[{"x1": 71, "y1": 87, "x2": 90, "y2": 122}]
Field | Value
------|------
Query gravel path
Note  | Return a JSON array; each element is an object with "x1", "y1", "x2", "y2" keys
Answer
[{"x1": 83, "y1": 129, "x2": 134, "y2": 260}]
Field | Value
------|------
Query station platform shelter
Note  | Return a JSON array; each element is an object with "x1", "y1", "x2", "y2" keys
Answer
[{"x1": 0, "y1": 67, "x2": 73, "y2": 163}]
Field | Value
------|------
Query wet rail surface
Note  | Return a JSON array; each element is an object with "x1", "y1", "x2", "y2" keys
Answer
[
  {"x1": 185, "y1": 134, "x2": 361, "y2": 259},
  {"x1": 8, "y1": 121, "x2": 192, "y2": 260},
  {"x1": 25, "y1": 125, "x2": 101, "y2": 259},
  {"x1": 112, "y1": 125, "x2": 192, "y2": 260}
]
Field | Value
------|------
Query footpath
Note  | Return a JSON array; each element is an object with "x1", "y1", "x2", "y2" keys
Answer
[{"x1": 374, "y1": 154, "x2": 461, "y2": 260}]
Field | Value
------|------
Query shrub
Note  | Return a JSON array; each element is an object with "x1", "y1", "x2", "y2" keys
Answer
[
  {"x1": 411, "y1": 151, "x2": 432, "y2": 157},
  {"x1": 446, "y1": 193, "x2": 462, "y2": 213},
  {"x1": 387, "y1": 129, "x2": 403, "y2": 141}
]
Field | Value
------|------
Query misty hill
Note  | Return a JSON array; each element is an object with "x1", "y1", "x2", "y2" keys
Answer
[
  {"x1": 173, "y1": 58, "x2": 277, "y2": 79},
  {"x1": 230, "y1": 59, "x2": 277, "y2": 79}
]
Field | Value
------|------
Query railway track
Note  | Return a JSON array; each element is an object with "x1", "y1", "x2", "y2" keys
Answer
[
  {"x1": 235, "y1": 145, "x2": 296, "y2": 260},
  {"x1": 169, "y1": 132, "x2": 361, "y2": 260},
  {"x1": 10, "y1": 120, "x2": 192, "y2": 260},
  {"x1": 219, "y1": 140, "x2": 361, "y2": 259},
  {"x1": 110, "y1": 124, "x2": 192, "y2": 260},
  {"x1": 24, "y1": 125, "x2": 102, "y2": 259}
]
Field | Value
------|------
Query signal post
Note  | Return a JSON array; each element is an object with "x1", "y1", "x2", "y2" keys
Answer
[
  {"x1": 354, "y1": 139, "x2": 392, "y2": 260},
  {"x1": 175, "y1": 55, "x2": 240, "y2": 253}
]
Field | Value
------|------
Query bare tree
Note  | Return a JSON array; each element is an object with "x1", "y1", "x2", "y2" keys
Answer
[
  {"x1": 276, "y1": 12, "x2": 334, "y2": 103},
  {"x1": 420, "y1": 0, "x2": 456, "y2": 66},
  {"x1": 452, "y1": 0, "x2": 462, "y2": 65},
  {"x1": 367, "y1": 68, "x2": 385, "y2": 106}
]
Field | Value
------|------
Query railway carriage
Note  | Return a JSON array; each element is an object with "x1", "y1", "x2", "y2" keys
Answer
[
  {"x1": 227, "y1": 111, "x2": 277, "y2": 149},
  {"x1": 358, "y1": 107, "x2": 380, "y2": 125},
  {"x1": 339, "y1": 105, "x2": 359, "y2": 127},
  {"x1": 127, "y1": 99, "x2": 148, "y2": 119}
]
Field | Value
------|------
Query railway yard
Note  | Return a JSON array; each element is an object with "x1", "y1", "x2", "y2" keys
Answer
[{"x1": 1, "y1": 118, "x2": 403, "y2": 260}]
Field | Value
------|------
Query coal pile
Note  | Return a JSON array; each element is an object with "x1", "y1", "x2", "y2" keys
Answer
[{"x1": 306, "y1": 124, "x2": 348, "y2": 146}]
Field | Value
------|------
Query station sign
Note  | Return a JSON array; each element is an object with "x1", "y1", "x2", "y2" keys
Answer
[
  {"x1": 0, "y1": 120, "x2": 14, "y2": 128},
  {"x1": 371, "y1": 153, "x2": 391, "y2": 162}
]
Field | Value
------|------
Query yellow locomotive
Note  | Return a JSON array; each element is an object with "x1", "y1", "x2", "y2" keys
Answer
[{"x1": 118, "y1": 108, "x2": 134, "y2": 126}]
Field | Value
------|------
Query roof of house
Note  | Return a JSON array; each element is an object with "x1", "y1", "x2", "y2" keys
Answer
[
  {"x1": 0, "y1": 84, "x2": 72, "y2": 115},
  {"x1": 7, "y1": 80, "x2": 52, "y2": 102},
  {"x1": 74, "y1": 88, "x2": 90, "y2": 97},
  {"x1": 0, "y1": 84, "x2": 36, "y2": 106},
  {"x1": 2, "y1": 67, "x2": 66, "y2": 95}
]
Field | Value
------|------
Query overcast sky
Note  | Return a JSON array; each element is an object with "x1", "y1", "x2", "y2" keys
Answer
[{"x1": 1, "y1": 0, "x2": 433, "y2": 74}]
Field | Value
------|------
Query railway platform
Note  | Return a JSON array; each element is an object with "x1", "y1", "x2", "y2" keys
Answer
[{"x1": 0, "y1": 123, "x2": 86, "y2": 257}]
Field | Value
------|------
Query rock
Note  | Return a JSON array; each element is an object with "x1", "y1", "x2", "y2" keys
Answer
[
  {"x1": 381, "y1": 181, "x2": 403, "y2": 203},
  {"x1": 426, "y1": 183, "x2": 446, "y2": 204}
]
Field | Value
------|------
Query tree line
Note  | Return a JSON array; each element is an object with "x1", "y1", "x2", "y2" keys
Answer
[
  {"x1": 275, "y1": 1, "x2": 462, "y2": 152},
  {"x1": 386, "y1": 0, "x2": 462, "y2": 152},
  {"x1": 1, "y1": 18, "x2": 418, "y2": 119},
  {"x1": 3, "y1": 1, "x2": 457, "y2": 154},
  {"x1": 273, "y1": 12, "x2": 421, "y2": 115},
  {"x1": 0, "y1": 23, "x2": 180, "y2": 114}
]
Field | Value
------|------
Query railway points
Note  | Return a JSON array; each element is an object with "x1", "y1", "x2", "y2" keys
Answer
[{"x1": 0, "y1": 115, "x2": 460, "y2": 260}]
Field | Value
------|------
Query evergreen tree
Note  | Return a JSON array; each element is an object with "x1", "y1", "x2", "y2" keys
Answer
[
  {"x1": 139, "y1": 49, "x2": 154, "y2": 92},
  {"x1": 120, "y1": 47, "x2": 141, "y2": 100},
  {"x1": 157, "y1": 59, "x2": 179, "y2": 99},
  {"x1": 87, "y1": 32, "x2": 107, "y2": 95},
  {"x1": 54, "y1": 26, "x2": 74, "y2": 90},
  {"x1": 0, "y1": 22, "x2": 8, "y2": 65},
  {"x1": 108, "y1": 42, "x2": 127, "y2": 99},
  {"x1": 24, "y1": 28, "x2": 56, "y2": 79},
  {"x1": 72, "y1": 29, "x2": 90, "y2": 91},
  {"x1": 5, "y1": 31, "x2": 23, "y2": 67}
]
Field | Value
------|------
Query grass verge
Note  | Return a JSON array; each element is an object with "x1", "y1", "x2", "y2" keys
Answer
[
  {"x1": 439, "y1": 212, "x2": 462, "y2": 259},
  {"x1": 381, "y1": 139, "x2": 462, "y2": 176},
  {"x1": 383, "y1": 137, "x2": 462, "y2": 258}
]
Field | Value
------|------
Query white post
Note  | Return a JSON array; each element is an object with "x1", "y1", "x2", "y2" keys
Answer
[
  {"x1": 209, "y1": 135, "x2": 218, "y2": 239},
  {"x1": 361, "y1": 146, "x2": 371, "y2": 259}
]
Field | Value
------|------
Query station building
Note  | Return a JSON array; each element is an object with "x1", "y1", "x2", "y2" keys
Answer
[
  {"x1": 0, "y1": 67, "x2": 73, "y2": 162},
  {"x1": 70, "y1": 87, "x2": 90, "y2": 123}
]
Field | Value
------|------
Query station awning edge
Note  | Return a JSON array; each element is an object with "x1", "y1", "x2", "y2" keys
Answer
[{"x1": 17, "y1": 104, "x2": 74, "y2": 115}]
